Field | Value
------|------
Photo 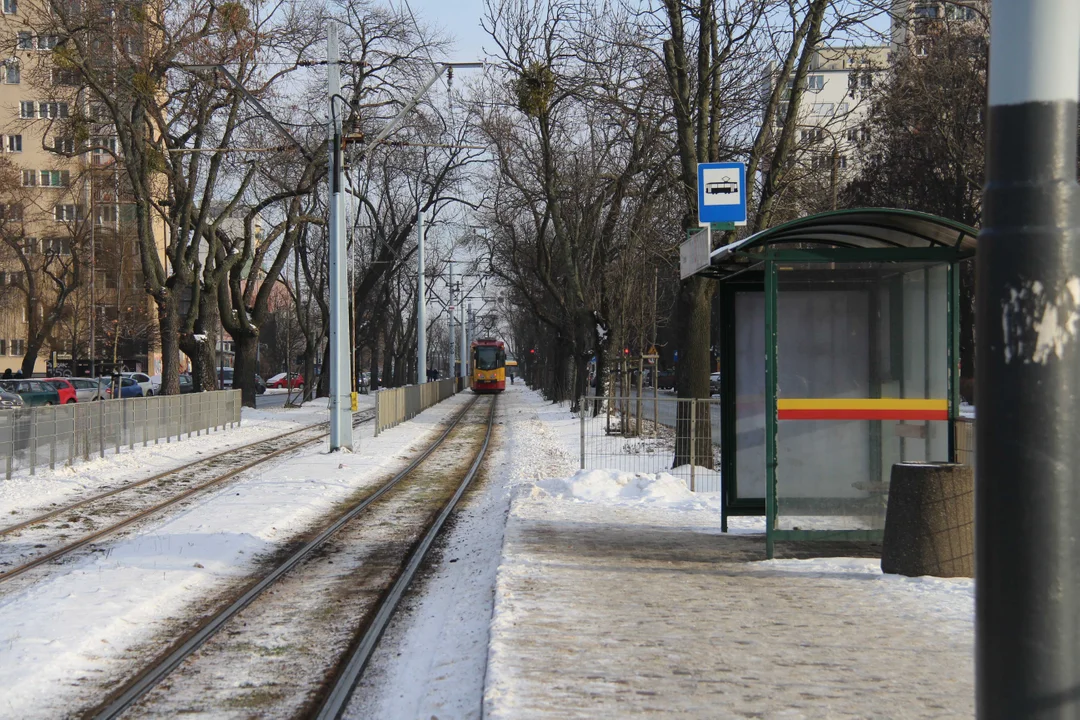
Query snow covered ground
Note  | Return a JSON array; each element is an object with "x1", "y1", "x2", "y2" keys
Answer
[
  {"x1": 0, "y1": 383, "x2": 977, "y2": 718},
  {"x1": 0, "y1": 392, "x2": 453, "y2": 718},
  {"x1": 0, "y1": 397, "x2": 358, "y2": 521},
  {"x1": 348, "y1": 385, "x2": 975, "y2": 719},
  {"x1": 478, "y1": 387, "x2": 975, "y2": 718}
]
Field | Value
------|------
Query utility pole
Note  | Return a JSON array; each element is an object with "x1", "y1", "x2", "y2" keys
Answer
[
  {"x1": 327, "y1": 23, "x2": 352, "y2": 451},
  {"x1": 978, "y1": 0, "x2": 1080, "y2": 717},
  {"x1": 448, "y1": 261, "x2": 455, "y2": 378},
  {"x1": 416, "y1": 208, "x2": 426, "y2": 385},
  {"x1": 459, "y1": 302, "x2": 467, "y2": 379}
]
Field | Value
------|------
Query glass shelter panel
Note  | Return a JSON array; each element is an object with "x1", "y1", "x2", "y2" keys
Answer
[
  {"x1": 773, "y1": 262, "x2": 950, "y2": 532},
  {"x1": 734, "y1": 292, "x2": 766, "y2": 500}
]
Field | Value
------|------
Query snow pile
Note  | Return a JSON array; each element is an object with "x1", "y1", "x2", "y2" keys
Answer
[{"x1": 526, "y1": 468, "x2": 716, "y2": 511}]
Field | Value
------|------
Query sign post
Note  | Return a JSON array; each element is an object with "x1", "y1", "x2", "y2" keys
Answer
[{"x1": 697, "y1": 162, "x2": 747, "y2": 227}]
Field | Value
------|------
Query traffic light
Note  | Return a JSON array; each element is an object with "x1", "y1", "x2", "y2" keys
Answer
[
  {"x1": 530, "y1": 348, "x2": 536, "y2": 355},
  {"x1": 623, "y1": 347, "x2": 629, "y2": 355}
]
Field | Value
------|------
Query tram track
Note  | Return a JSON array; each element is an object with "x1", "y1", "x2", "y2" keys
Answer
[
  {"x1": 87, "y1": 394, "x2": 495, "y2": 720},
  {"x1": 0, "y1": 409, "x2": 375, "y2": 586}
]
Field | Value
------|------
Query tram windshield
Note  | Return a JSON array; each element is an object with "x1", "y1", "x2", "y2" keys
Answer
[{"x1": 475, "y1": 346, "x2": 504, "y2": 370}]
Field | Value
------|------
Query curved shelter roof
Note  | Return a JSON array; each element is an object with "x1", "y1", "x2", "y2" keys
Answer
[{"x1": 703, "y1": 208, "x2": 978, "y2": 280}]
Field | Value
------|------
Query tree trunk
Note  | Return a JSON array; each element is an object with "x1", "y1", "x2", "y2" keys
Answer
[
  {"x1": 674, "y1": 275, "x2": 715, "y2": 469},
  {"x1": 317, "y1": 341, "x2": 330, "y2": 398},
  {"x1": 382, "y1": 342, "x2": 393, "y2": 389},
  {"x1": 157, "y1": 295, "x2": 181, "y2": 396},
  {"x1": 369, "y1": 341, "x2": 380, "y2": 391},
  {"x1": 299, "y1": 338, "x2": 314, "y2": 404},
  {"x1": 233, "y1": 333, "x2": 258, "y2": 407}
]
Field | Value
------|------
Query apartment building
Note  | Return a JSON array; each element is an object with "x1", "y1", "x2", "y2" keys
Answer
[
  {"x1": 770, "y1": 45, "x2": 889, "y2": 210},
  {"x1": 891, "y1": 0, "x2": 989, "y2": 55},
  {"x1": 0, "y1": 0, "x2": 163, "y2": 376}
]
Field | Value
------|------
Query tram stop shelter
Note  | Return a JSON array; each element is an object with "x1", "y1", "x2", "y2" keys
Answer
[{"x1": 695, "y1": 209, "x2": 977, "y2": 558}]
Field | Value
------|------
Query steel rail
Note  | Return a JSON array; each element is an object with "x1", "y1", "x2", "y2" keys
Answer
[
  {"x1": 91, "y1": 395, "x2": 483, "y2": 720},
  {"x1": 0, "y1": 411, "x2": 375, "y2": 585},
  {"x1": 315, "y1": 395, "x2": 497, "y2": 719},
  {"x1": 0, "y1": 417, "x2": 350, "y2": 537}
]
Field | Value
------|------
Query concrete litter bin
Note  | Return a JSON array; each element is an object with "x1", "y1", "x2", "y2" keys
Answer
[{"x1": 881, "y1": 462, "x2": 974, "y2": 578}]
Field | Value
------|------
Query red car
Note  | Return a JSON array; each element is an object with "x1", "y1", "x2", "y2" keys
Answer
[
  {"x1": 266, "y1": 372, "x2": 304, "y2": 389},
  {"x1": 44, "y1": 377, "x2": 78, "y2": 404}
]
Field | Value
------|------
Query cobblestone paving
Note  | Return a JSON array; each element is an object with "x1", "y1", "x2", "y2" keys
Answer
[{"x1": 485, "y1": 513, "x2": 973, "y2": 719}]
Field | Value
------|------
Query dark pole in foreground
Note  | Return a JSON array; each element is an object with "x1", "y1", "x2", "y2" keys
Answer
[{"x1": 978, "y1": 0, "x2": 1080, "y2": 717}]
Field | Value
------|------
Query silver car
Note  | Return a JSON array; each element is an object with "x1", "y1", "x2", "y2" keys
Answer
[{"x1": 69, "y1": 377, "x2": 107, "y2": 402}]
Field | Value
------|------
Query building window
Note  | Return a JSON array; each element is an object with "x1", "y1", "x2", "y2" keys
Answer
[
  {"x1": 92, "y1": 136, "x2": 117, "y2": 154},
  {"x1": 19, "y1": 101, "x2": 34, "y2": 118},
  {"x1": 11, "y1": 339, "x2": 25, "y2": 355},
  {"x1": 38, "y1": 101, "x2": 69, "y2": 119},
  {"x1": 4, "y1": 61, "x2": 19, "y2": 84},
  {"x1": 95, "y1": 204, "x2": 118, "y2": 225},
  {"x1": 54, "y1": 204, "x2": 79, "y2": 221},
  {"x1": 0, "y1": 340, "x2": 7, "y2": 356},
  {"x1": 945, "y1": 4, "x2": 976, "y2": 20},
  {"x1": 5, "y1": 135, "x2": 21, "y2": 152},
  {"x1": 21, "y1": 170, "x2": 35, "y2": 187},
  {"x1": 44, "y1": 236, "x2": 71, "y2": 255},
  {"x1": 838, "y1": 155, "x2": 848, "y2": 170},
  {"x1": 52, "y1": 137, "x2": 74, "y2": 154},
  {"x1": 0, "y1": 204, "x2": 23, "y2": 221},
  {"x1": 837, "y1": 102, "x2": 849, "y2": 114},
  {"x1": 37, "y1": 35, "x2": 59, "y2": 50},
  {"x1": 40, "y1": 170, "x2": 70, "y2": 187},
  {"x1": 800, "y1": 128, "x2": 824, "y2": 144},
  {"x1": 3, "y1": 0, "x2": 17, "y2": 14},
  {"x1": 16, "y1": 31, "x2": 33, "y2": 49},
  {"x1": 88, "y1": 102, "x2": 109, "y2": 122},
  {"x1": 914, "y1": 4, "x2": 939, "y2": 18},
  {"x1": 21, "y1": 237, "x2": 36, "y2": 254},
  {"x1": 51, "y1": 68, "x2": 80, "y2": 85},
  {"x1": 806, "y1": 75, "x2": 824, "y2": 91}
]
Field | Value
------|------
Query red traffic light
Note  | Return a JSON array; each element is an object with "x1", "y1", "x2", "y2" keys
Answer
[
  {"x1": 623, "y1": 348, "x2": 629, "y2": 355},
  {"x1": 530, "y1": 348, "x2": 536, "y2": 354}
]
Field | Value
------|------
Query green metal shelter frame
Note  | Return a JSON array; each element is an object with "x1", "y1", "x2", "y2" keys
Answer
[{"x1": 699, "y1": 209, "x2": 977, "y2": 558}]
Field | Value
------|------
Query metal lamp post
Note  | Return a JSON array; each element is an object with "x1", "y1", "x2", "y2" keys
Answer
[
  {"x1": 327, "y1": 23, "x2": 351, "y2": 450},
  {"x1": 978, "y1": 0, "x2": 1080, "y2": 716}
]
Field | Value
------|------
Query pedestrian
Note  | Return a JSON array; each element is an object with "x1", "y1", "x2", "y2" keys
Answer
[
  {"x1": 14, "y1": 369, "x2": 23, "y2": 379},
  {"x1": 509, "y1": 371, "x2": 515, "y2": 385},
  {"x1": 2, "y1": 368, "x2": 10, "y2": 379}
]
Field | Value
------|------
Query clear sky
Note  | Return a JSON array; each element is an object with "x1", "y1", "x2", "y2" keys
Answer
[{"x1": 402, "y1": 0, "x2": 491, "y2": 62}]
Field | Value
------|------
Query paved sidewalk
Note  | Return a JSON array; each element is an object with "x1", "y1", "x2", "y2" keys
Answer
[{"x1": 484, "y1": 508, "x2": 974, "y2": 719}]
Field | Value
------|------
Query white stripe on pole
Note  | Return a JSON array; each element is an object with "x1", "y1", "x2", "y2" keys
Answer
[{"x1": 989, "y1": 0, "x2": 1080, "y2": 106}]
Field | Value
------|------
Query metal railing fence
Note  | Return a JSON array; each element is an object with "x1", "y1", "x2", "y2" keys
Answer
[
  {"x1": 374, "y1": 378, "x2": 460, "y2": 435},
  {"x1": 0, "y1": 390, "x2": 242, "y2": 479},
  {"x1": 579, "y1": 396, "x2": 721, "y2": 492}
]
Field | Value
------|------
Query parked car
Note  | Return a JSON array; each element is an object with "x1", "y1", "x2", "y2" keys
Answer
[
  {"x1": 709, "y1": 372, "x2": 721, "y2": 396},
  {"x1": 266, "y1": 372, "x2": 304, "y2": 389},
  {"x1": 123, "y1": 372, "x2": 155, "y2": 396},
  {"x1": 656, "y1": 369, "x2": 676, "y2": 390},
  {"x1": 0, "y1": 380, "x2": 61, "y2": 406},
  {"x1": 69, "y1": 377, "x2": 106, "y2": 402},
  {"x1": 148, "y1": 375, "x2": 163, "y2": 394},
  {"x1": 43, "y1": 378, "x2": 78, "y2": 404},
  {"x1": 179, "y1": 373, "x2": 195, "y2": 394},
  {"x1": 0, "y1": 390, "x2": 23, "y2": 409},
  {"x1": 105, "y1": 376, "x2": 144, "y2": 399}
]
